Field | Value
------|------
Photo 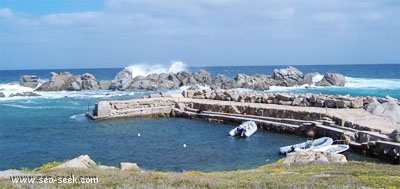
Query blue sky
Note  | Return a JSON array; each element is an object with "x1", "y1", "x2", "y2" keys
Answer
[{"x1": 1, "y1": 0, "x2": 399, "y2": 69}]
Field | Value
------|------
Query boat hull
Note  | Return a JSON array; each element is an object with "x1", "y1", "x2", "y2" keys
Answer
[
  {"x1": 279, "y1": 137, "x2": 334, "y2": 154},
  {"x1": 229, "y1": 121, "x2": 258, "y2": 137},
  {"x1": 311, "y1": 144, "x2": 350, "y2": 154}
]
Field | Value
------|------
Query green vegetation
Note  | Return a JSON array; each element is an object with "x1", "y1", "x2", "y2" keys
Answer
[
  {"x1": 2, "y1": 160, "x2": 400, "y2": 188},
  {"x1": 33, "y1": 161, "x2": 61, "y2": 172}
]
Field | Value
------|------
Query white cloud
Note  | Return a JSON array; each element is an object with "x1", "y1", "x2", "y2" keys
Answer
[{"x1": 1, "y1": 0, "x2": 399, "y2": 69}]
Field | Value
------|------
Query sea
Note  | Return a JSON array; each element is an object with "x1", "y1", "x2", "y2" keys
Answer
[{"x1": 0, "y1": 63, "x2": 399, "y2": 172}]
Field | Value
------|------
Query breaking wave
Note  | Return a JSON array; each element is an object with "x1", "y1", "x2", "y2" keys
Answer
[
  {"x1": 344, "y1": 77, "x2": 400, "y2": 89},
  {"x1": 126, "y1": 60, "x2": 187, "y2": 78},
  {"x1": 70, "y1": 113, "x2": 87, "y2": 121}
]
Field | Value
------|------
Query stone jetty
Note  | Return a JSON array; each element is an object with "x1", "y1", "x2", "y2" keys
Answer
[{"x1": 88, "y1": 91, "x2": 400, "y2": 164}]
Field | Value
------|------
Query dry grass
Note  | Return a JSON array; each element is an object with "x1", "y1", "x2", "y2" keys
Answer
[{"x1": 2, "y1": 160, "x2": 400, "y2": 188}]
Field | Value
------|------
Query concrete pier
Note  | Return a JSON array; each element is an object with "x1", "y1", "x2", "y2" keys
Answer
[{"x1": 88, "y1": 93, "x2": 400, "y2": 164}]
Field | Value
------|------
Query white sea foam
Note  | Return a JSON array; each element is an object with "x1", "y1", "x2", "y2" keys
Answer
[
  {"x1": 265, "y1": 76, "x2": 400, "y2": 96},
  {"x1": 37, "y1": 90, "x2": 135, "y2": 100},
  {"x1": 0, "y1": 85, "x2": 137, "y2": 101},
  {"x1": 267, "y1": 85, "x2": 305, "y2": 92},
  {"x1": 0, "y1": 83, "x2": 35, "y2": 97},
  {"x1": 230, "y1": 88, "x2": 254, "y2": 92},
  {"x1": 3, "y1": 104, "x2": 53, "y2": 109},
  {"x1": 126, "y1": 60, "x2": 187, "y2": 78},
  {"x1": 344, "y1": 77, "x2": 400, "y2": 89},
  {"x1": 70, "y1": 113, "x2": 86, "y2": 121},
  {"x1": 312, "y1": 73, "x2": 324, "y2": 83}
]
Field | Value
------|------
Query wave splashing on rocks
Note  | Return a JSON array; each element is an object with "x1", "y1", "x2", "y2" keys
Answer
[{"x1": 126, "y1": 61, "x2": 187, "y2": 78}]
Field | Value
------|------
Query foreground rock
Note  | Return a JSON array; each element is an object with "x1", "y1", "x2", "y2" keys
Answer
[
  {"x1": 52, "y1": 155, "x2": 97, "y2": 169},
  {"x1": 283, "y1": 151, "x2": 347, "y2": 165},
  {"x1": 51, "y1": 155, "x2": 138, "y2": 170},
  {"x1": 120, "y1": 162, "x2": 141, "y2": 171}
]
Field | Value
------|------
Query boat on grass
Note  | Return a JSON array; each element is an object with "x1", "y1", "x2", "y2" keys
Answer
[
  {"x1": 279, "y1": 137, "x2": 333, "y2": 154},
  {"x1": 229, "y1": 121, "x2": 258, "y2": 137}
]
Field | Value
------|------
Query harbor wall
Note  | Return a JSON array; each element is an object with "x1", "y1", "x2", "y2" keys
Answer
[{"x1": 88, "y1": 93, "x2": 400, "y2": 164}]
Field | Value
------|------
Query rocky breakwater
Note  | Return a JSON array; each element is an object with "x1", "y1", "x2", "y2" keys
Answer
[
  {"x1": 111, "y1": 66, "x2": 345, "y2": 90},
  {"x1": 186, "y1": 90, "x2": 365, "y2": 109},
  {"x1": 32, "y1": 66, "x2": 345, "y2": 92}
]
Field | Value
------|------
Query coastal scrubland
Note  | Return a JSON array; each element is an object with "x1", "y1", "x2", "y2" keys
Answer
[{"x1": 3, "y1": 160, "x2": 400, "y2": 188}]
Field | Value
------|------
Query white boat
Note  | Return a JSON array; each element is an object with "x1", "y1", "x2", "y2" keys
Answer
[
  {"x1": 279, "y1": 137, "x2": 334, "y2": 154},
  {"x1": 311, "y1": 144, "x2": 350, "y2": 154},
  {"x1": 229, "y1": 121, "x2": 258, "y2": 137}
]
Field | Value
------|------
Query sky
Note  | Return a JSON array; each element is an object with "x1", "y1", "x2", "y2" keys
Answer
[{"x1": 0, "y1": 0, "x2": 399, "y2": 70}]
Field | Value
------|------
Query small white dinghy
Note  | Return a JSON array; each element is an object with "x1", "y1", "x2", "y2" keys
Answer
[
  {"x1": 311, "y1": 144, "x2": 350, "y2": 154},
  {"x1": 279, "y1": 137, "x2": 334, "y2": 154},
  {"x1": 229, "y1": 121, "x2": 258, "y2": 137}
]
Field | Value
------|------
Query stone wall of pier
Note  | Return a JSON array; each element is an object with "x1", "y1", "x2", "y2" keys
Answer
[
  {"x1": 185, "y1": 89, "x2": 367, "y2": 109},
  {"x1": 93, "y1": 98, "x2": 175, "y2": 120}
]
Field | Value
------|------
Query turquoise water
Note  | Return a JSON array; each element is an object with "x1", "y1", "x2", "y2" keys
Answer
[{"x1": 0, "y1": 64, "x2": 399, "y2": 171}]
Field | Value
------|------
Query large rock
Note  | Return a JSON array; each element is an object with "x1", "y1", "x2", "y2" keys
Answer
[
  {"x1": 365, "y1": 97, "x2": 400, "y2": 123},
  {"x1": 98, "y1": 80, "x2": 112, "y2": 90},
  {"x1": 81, "y1": 73, "x2": 99, "y2": 90},
  {"x1": 212, "y1": 74, "x2": 230, "y2": 89},
  {"x1": 191, "y1": 69, "x2": 212, "y2": 85},
  {"x1": 36, "y1": 72, "x2": 75, "y2": 91},
  {"x1": 226, "y1": 74, "x2": 274, "y2": 90},
  {"x1": 19, "y1": 75, "x2": 39, "y2": 88},
  {"x1": 37, "y1": 72, "x2": 100, "y2": 91},
  {"x1": 0, "y1": 92, "x2": 5, "y2": 98},
  {"x1": 112, "y1": 69, "x2": 133, "y2": 90},
  {"x1": 315, "y1": 73, "x2": 345, "y2": 87},
  {"x1": 381, "y1": 97, "x2": 400, "y2": 124},
  {"x1": 283, "y1": 151, "x2": 347, "y2": 165},
  {"x1": 52, "y1": 155, "x2": 96, "y2": 169},
  {"x1": 67, "y1": 76, "x2": 82, "y2": 91},
  {"x1": 273, "y1": 66, "x2": 304, "y2": 87}
]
